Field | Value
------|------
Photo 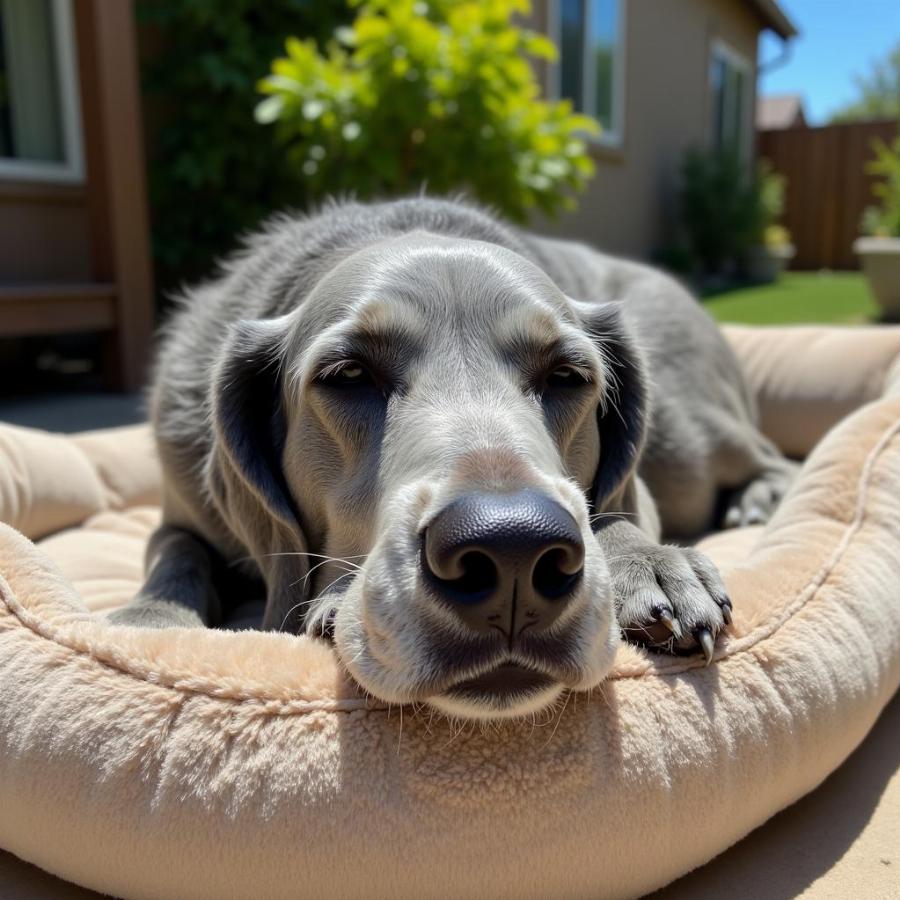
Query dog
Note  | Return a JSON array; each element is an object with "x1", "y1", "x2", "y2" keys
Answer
[{"x1": 110, "y1": 197, "x2": 796, "y2": 720}]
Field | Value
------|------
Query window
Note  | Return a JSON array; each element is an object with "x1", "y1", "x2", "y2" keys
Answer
[
  {"x1": 709, "y1": 40, "x2": 751, "y2": 156},
  {"x1": 549, "y1": 0, "x2": 625, "y2": 146},
  {"x1": 0, "y1": 0, "x2": 83, "y2": 182}
]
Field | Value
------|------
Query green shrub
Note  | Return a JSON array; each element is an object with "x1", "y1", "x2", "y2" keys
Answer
[
  {"x1": 677, "y1": 148, "x2": 786, "y2": 275},
  {"x1": 138, "y1": 0, "x2": 348, "y2": 294},
  {"x1": 861, "y1": 136, "x2": 900, "y2": 237},
  {"x1": 757, "y1": 159, "x2": 787, "y2": 237},
  {"x1": 255, "y1": 0, "x2": 597, "y2": 222}
]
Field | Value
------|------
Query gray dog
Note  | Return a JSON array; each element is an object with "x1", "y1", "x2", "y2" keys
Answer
[{"x1": 111, "y1": 197, "x2": 795, "y2": 720}]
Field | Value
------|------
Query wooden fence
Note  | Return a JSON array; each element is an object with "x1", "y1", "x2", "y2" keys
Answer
[{"x1": 758, "y1": 119, "x2": 899, "y2": 270}]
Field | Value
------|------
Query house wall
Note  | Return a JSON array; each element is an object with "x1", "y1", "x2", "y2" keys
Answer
[
  {"x1": 0, "y1": 0, "x2": 154, "y2": 390},
  {"x1": 0, "y1": 184, "x2": 92, "y2": 283},
  {"x1": 532, "y1": 0, "x2": 761, "y2": 260}
]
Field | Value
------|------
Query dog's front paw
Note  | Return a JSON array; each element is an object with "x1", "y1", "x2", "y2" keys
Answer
[
  {"x1": 611, "y1": 545, "x2": 732, "y2": 663},
  {"x1": 723, "y1": 462, "x2": 799, "y2": 529}
]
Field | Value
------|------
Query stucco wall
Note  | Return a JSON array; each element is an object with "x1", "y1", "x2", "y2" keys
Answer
[{"x1": 531, "y1": 0, "x2": 761, "y2": 261}]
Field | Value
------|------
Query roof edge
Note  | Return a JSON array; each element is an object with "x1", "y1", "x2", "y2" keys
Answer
[{"x1": 746, "y1": 0, "x2": 798, "y2": 40}]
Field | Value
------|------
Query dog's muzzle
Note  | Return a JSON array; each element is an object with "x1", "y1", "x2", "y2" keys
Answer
[{"x1": 421, "y1": 489, "x2": 584, "y2": 706}]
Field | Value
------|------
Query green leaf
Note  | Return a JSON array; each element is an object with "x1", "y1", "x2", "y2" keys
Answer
[
  {"x1": 302, "y1": 99, "x2": 327, "y2": 120},
  {"x1": 254, "y1": 94, "x2": 285, "y2": 124}
]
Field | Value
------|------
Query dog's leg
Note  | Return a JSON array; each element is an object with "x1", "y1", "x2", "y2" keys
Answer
[
  {"x1": 596, "y1": 517, "x2": 732, "y2": 662},
  {"x1": 721, "y1": 431, "x2": 800, "y2": 528},
  {"x1": 107, "y1": 525, "x2": 221, "y2": 628}
]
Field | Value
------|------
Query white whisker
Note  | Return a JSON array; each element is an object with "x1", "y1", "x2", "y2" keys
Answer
[
  {"x1": 287, "y1": 566, "x2": 351, "y2": 591},
  {"x1": 315, "y1": 569, "x2": 358, "y2": 598},
  {"x1": 278, "y1": 569, "x2": 358, "y2": 632},
  {"x1": 541, "y1": 688, "x2": 572, "y2": 749},
  {"x1": 589, "y1": 510, "x2": 637, "y2": 523}
]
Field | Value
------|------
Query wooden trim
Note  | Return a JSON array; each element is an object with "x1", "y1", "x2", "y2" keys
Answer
[
  {"x1": 544, "y1": 0, "x2": 628, "y2": 149},
  {"x1": 588, "y1": 141, "x2": 626, "y2": 166},
  {"x1": 74, "y1": 0, "x2": 155, "y2": 391},
  {"x1": 0, "y1": 283, "x2": 115, "y2": 336},
  {"x1": 0, "y1": 181, "x2": 87, "y2": 205},
  {"x1": 0, "y1": 0, "x2": 85, "y2": 185}
]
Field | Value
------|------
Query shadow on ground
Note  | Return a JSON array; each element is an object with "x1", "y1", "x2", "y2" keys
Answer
[
  {"x1": 0, "y1": 334, "x2": 145, "y2": 432},
  {"x1": 0, "y1": 392, "x2": 144, "y2": 432},
  {"x1": 652, "y1": 690, "x2": 900, "y2": 899}
]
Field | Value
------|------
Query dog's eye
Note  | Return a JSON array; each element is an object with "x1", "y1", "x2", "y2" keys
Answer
[
  {"x1": 318, "y1": 361, "x2": 375, "y2": 388},
  {"x1": 337, "y1": 363, "x2": 366, "y2": 382},
  {"x1": 546, "y1": 364, "x2": 589, "y2": 388}
]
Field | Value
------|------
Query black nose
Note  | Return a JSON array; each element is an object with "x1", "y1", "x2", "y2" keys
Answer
[{"x1": 422, "y1": 490, "x2": 584, "y2": 639}]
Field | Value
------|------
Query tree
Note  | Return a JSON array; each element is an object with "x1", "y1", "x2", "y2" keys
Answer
[
  {"x1": 255, "y1": 0, "x2": 598, "y2": 222},
  {"x1": 829, "y1": 41, "x2": 900, "y2": 123},
  {"x1": 139, "y1": 0, "x2": 349, "y2": 293}
]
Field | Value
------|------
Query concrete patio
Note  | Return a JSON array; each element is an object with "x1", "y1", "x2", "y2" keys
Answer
[{"x1": 0, "y1": 392, "x2": 144, "y2": 433}]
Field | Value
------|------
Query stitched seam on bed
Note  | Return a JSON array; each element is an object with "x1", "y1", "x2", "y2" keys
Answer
[
  {"x1": 0, "y1": 609, "x2": 375, "y2": 713},
  {"x1": 1, "y1": 408, "x2": 898, "y2": 712}
]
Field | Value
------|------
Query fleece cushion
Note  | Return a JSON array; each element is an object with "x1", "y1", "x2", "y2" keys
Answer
[
  {"x1": 0, "y1": 424, "x2": 159, "y2": 541},
  {"x1": 722, "y1": 325, "x2": 900, "y2": 458},
  {"x1": 0, "y1": 326, "x2": 899, "y2": 900}
]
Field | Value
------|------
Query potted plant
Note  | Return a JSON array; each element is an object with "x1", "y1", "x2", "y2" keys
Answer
[
  {"x1": 744, "y1": 162, "x2": 795, "y2": 284},
  {"x1": 746, "y1": 224, "x2": 796, "y2": 284},
  {"x1": 854, "y1": 136, "x2": 900, "y2": 319}
]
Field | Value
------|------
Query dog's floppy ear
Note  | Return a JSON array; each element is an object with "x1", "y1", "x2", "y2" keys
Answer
[
  {"x1": 575, "y1": 301, "x2": 650, "y2": 516},
  {"x1": 207, "y1": 316, "x2": 310, "y2": 631}
]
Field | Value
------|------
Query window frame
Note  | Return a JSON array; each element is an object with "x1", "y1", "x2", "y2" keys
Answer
[
  {"x1": 0, "y1": 0, "x2": 84, "y2": 184},
  {"x1": 546, "y1": 0, "x2": 627, "y2": 149},
  {"x1": 708, "y1": 37, "x2": 753, "y2": 157}
]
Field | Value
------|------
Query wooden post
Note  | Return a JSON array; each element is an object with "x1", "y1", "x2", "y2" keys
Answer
[{"x1": 74, "y1": 0, "x2": 154, "y2": 391}]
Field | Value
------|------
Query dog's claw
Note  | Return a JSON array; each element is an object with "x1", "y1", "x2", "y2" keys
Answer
[
  {"x1": 614, "y1": 544, "x2": 730, "y2": 662},
  {"x1": 697, "y1": 628, "x2": 715, "y2": 665},
  {"x1": 721, "y1": 602, "x2": 733, "y2": 626},
  {"x1": 657, "y1": 609, "x2": 684, "y2": 640}
]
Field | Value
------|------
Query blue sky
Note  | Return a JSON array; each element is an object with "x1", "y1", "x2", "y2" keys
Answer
[{"x1": 759, "y1": 0, "x2": 900, "y2": 123}]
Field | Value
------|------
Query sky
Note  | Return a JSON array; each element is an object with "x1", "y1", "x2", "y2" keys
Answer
[{"x1": 758, "y1": 0, "x2": 900, "y2": 124}]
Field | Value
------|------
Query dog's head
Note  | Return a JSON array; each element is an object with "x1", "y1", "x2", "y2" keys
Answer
[{"x1": 208, "y1": 233, "x2": 647, "y2": 719}]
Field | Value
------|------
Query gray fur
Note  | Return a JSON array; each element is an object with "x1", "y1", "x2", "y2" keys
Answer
[{"x1": 110, "y1": 197, "x2": 795, "y2": 718}]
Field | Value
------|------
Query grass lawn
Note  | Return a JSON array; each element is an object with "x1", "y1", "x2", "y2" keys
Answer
[{"x1": 702, "y1": 272, "x2": 878, "y2": 325}]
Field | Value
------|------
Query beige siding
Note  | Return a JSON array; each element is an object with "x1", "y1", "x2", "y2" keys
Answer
[{"x1": 531, "y1": 0, "x2": 761, "y2": 260}]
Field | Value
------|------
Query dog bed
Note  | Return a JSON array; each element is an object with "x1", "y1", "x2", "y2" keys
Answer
[{"x1": 1, "y1": 325, "x2": 899, "y2": 900}]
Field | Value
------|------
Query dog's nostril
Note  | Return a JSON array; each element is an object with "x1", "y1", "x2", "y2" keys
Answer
[
  {"x1": 532, "y1": 547, "x2": 584, "y2": 600},
  {"x1": 438, "y1": 550, "x2": 498, "y2": 603}
]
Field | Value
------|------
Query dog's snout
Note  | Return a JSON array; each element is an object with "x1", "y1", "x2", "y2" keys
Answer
[{"x1": 422, "y1": 490, "x2": 584, "y2": 637}]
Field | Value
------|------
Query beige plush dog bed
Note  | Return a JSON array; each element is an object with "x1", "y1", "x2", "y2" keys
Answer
[{"x1": 1, "y1": 325, "x2": 899, "y2": 900}]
